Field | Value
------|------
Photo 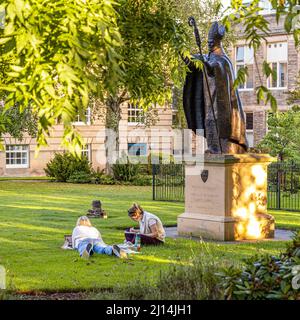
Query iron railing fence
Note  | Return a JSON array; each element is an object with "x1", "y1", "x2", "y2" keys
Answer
[
  {"x1": 152, "y1": 164, "x2": 185, "y2": 202},
  {"x1": 267, "y1": 161, "x2": 300, "y2": 211},
  {"x1": 153, "y1": 162, "x2": 300, "y2": 211}
]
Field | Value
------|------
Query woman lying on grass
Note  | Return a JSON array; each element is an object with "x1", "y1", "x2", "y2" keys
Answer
[
  {"x1": 72, "y1": 216, "x2": 127, "y2": 259},
  {"x1": 125, "y1": 203, "x2": 166, "y2": 246}
]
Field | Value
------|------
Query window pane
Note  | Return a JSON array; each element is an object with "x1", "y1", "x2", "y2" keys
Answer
[
  {"x1": 236, "y1": 46, "x2": 244, "y2": 62},
  {"x1": 271, "y1": 62, "x2": 277, "y2": 87},
  {"x1": 5, "y1": 145, "x2": 28, "y2": 167},
  {"x1": 236, "y1": 64, "x2": 245, "y2": 89},
  {"x1": 246, "y1": 112, "x2": 254, "y2": 130},
  {"x1": 128, "y1": 143, "x2": 147, "y2": 156},
  {"x1": 128, "y1": 104, "x2": 144, "y2": 123},
  {"x1": 246, "y1": 131, "x2": 254, "y2": 147},
  {"x1": 279, "y1": 63, "x2": 287, "y2": 87},
  {"x1": 246, "y1": 64, "x2": 254, "y2": 88}
]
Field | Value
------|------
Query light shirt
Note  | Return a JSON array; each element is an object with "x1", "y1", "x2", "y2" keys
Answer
[
  {"x1": 139, "y1": 211, "x2": 166, "y2": 242},
  {"x1": 72, "y1": 225, "x2": 106, "y2": 249}
]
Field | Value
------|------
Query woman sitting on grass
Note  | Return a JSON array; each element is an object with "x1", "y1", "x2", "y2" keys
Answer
[
  {"x1": 72, "y1": 216, "x2": 127, "y2": 259},
  {"x1": 125, "y1": 203, "x2": 166, "y2": 245}
]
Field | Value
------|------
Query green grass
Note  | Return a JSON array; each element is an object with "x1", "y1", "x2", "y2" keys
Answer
[
  {"x1": 0, "y1": 182, "x2": 298, "y2": 294},
  {"x1": 0, "y1": 176, "x2": 53, "y2": 181}
]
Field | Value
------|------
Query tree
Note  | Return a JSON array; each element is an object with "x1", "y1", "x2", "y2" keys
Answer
[
  {"x1": 0, "y1": 0, "x2": 126, "y2": 154},
  {"x1": 0, "y1": 0, "x2": 190, "y2": 154},
  {"x1": 0, "y1": 103, "x2": 37, "y2": 139},
  {"x1": 257, "y1": 72, "x2": 300, "y2": 161},
  {"x1": 257, "y1": 107, "x2": 300, "y2": 161},
  {"x1": 288, "y1": 72, "x2": 300, "y2": 107}
]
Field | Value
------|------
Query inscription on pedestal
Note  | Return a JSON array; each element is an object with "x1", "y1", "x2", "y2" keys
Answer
[{"x1": 185, "y1": 169, "x2": 224, "y2": 215}]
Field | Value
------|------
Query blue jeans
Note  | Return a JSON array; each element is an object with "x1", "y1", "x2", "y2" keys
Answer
[{"x1": 77, "y1": 239, "x2": 113, "y2": 257}]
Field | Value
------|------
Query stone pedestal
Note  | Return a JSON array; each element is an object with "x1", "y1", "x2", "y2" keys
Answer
[{"x1": 177, "y1": 154, "x2": 276, "y2": 241}]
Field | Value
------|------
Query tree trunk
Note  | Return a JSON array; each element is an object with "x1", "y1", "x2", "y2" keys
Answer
[{"x1": 105, "y1": 95, "x2": 123, "y2": 174}]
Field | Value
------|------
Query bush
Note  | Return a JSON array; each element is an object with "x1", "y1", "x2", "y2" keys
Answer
[
  {"x1": 132, "y1": 175, "x2": 153, "y2": 186},
  {"x1": 100, "y1": 175, "x2": 116, "y2": 185},
  {"x1": 112, "y1": 157, "x2": 140, "y2": 182},
  {"x1": 92, "y1": 167, "x2": 105, "y2": 184},
  {"x1": 217, "y1": 231, "x2": 300, "y2": 300},
  {"x1": 45, "y1": 152, "x2": 92, "y2": 182},
  {"x1": 67, "y1": 171, "x2": 92, "y2": 184}
]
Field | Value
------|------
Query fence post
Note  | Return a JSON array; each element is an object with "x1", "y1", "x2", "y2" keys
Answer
[
  {"x1": 276, "y1": 163, "x2": 281, "y2": 210},
  {"x1": 152, "y1": 164, "x2": 156, "y2": 201}
]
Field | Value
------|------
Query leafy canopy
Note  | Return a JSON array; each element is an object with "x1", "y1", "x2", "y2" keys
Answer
[
  {"x1": 0, "y1": 0, "x2": 123, "y2": 154},
  {"x1": 257, "y1": 107, "x2": 300, "y2": 161},
  {"x1": 0, "y1": 0, "x2": 192, "y2": 154}
]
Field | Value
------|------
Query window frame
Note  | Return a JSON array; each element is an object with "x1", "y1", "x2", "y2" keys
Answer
[
  {"x1": 127, "y1": 143, "x2": 147, "y2": 156},
  {"x1": 5, "y1": 145, "x2": 30, "y2": 169},
  {"x1": 267, "y1": 42, "x2": 288, "y2": 90},
  {"x1": 267, "y1": 60, "x2": 288, "y2": 90},
  {"x1": 235, "y1": 45, "x2": 254, "y2": 91},
  {"x1": 73, "y1": 107, "x2": 91, "y2": 126},
  {"x1": 127, "y1": 104, "x2": 144, "y2": 126},
  {"x1": 245, "y1": 112, "x2": 254, "y2": 148},
  {"x1": 81, "y1": 144, "x2": 92, "y2": 162}
]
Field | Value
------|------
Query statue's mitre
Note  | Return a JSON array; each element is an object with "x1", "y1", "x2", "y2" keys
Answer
[{"x1": 208, "y1": 21, "x2": 225, "y2": 41}]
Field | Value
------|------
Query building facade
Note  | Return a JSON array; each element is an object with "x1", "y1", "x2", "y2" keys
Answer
[
  {"x1": 0, "y1": 103, "x2": 173, "y2": 177},
  {"x1": 229, "y1": 8, "x2": 300, "y2": 147}
]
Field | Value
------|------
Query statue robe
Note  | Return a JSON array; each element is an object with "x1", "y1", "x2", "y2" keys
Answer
[{"x1": 183, "y1": 52, "x2": 248, "y2": 153}]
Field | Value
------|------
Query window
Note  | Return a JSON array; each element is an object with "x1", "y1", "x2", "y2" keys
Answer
[
  {"x1": 82, "y1": 144, "x2": 91, "y2": 162},
  {"x1": 246, "y1": 112, "x2": 253, "y2": 130},
  {"x1": 128, "y1": 104, "x2": 144, "y2": 124},
  {"x1": 128, "y1": 143, "x2": 147, "y2": 156},
  {"x1": 245, "y1": 112, "x2": 254, "y2": 148},
  {"x1": 267, "y1": 42, "x2": 288, "y2": 89},
  {"x1": 6, "y1": 145, "x2": 29, "y2": 168},
  {"x1": 73, "y1": 107, "x2": 91, "y2": 125},
  {"x1": 235, "y1": 45, "x2": 254, "y2": 89}
]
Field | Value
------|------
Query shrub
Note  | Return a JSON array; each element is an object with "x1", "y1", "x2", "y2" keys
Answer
[
  {"x1": 92, "y1": 167, "x2": 105, "y2": 184},
  {"x1": 138, "y1": 153, "x2": 176, "y2": 176},
  {"x1": 67, "y1": 171, "x2": 92, "y2": 184},
  {"x1": 45, "y1": 152, "x2": 92, "y2": 182},
  {"x1": 98, "y1": 174, "x2": 116, "y2": 185},
  {"x1": 217, "y1": 231, "x2": 300, "y2": 300},
  {"x1": 112, "y1": 157, "x2": 140, "y2": 182},
  {"x1": 132, "y1": 175, "x2": 153, "y2": 186}
]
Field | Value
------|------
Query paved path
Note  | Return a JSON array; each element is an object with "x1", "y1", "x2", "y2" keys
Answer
[{"x1": 165, "y1": 226, "x2": 294, "y2": 244}]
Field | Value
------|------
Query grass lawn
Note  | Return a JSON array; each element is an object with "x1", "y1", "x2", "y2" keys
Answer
[{"x1": 0, "y1": 182, "x2": 299, "y2": 294}]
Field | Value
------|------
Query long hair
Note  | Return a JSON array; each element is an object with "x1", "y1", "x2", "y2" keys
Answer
[{"x1": 76, "y1": 215, "x2": 92, "y2": 227}]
